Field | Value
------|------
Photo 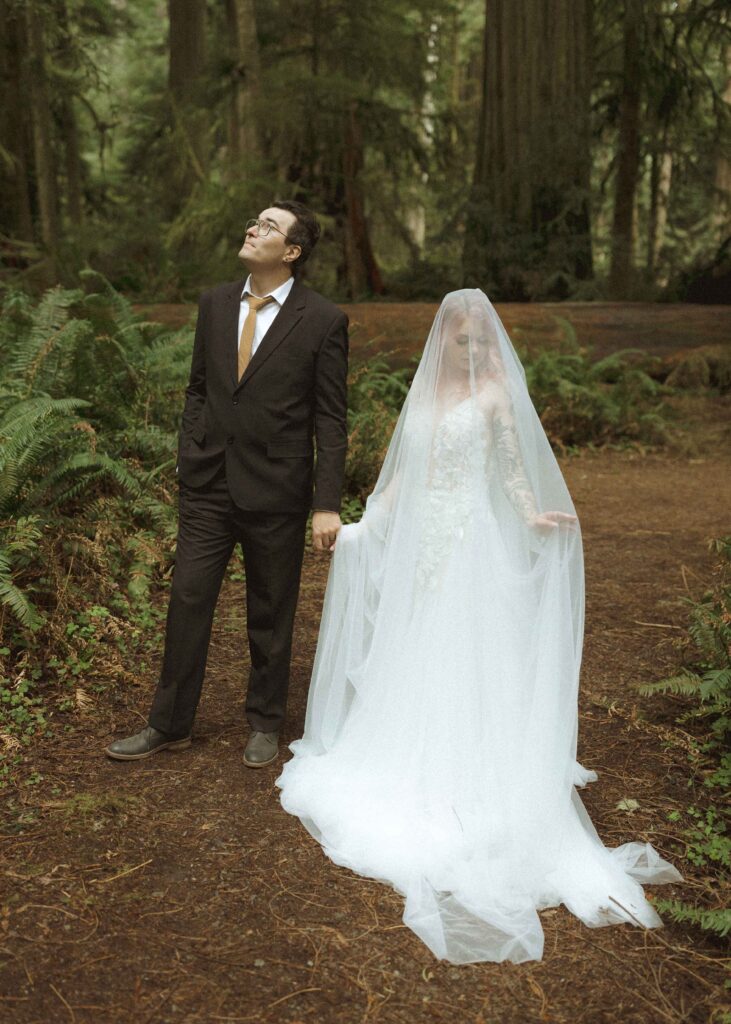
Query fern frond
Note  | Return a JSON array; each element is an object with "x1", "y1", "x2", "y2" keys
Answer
[
  {"x1": 0, "y1": 549, "x2": 42, "y2": 629},
  {"x1": 638, "y1": 672, "x2": 703, "y2": 698},
  {"x1": 654, "y1": 899, "x2": 731, "y2": 939}
]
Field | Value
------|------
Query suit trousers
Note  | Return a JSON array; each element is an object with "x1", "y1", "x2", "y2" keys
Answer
[{"x1": 147, "y1": 465, "x2": 307, "y2": 738}]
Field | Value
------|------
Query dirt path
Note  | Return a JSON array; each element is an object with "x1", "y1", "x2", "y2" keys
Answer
[
  {"x1": 136, "y1": 301, "x2": 731, "y2": 366},
  {"x1": 2, "y1": 449, "x2": 730, "y2": 1024}
]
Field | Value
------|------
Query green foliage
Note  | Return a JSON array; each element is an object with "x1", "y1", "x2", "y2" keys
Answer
[
  {"x1": 519, "y1": 318, "x2": 669, "y2": 449},
  {"x1": 639, "y1": 536, "x2": 731, "y2": 776},
  {"x1": 640, "y1": 536, "x2": 731, "y2": 940},
  {"x1": 344, "y1": 353, "x2": 411, "y2": 508},
  {"x1": 0, "y1": 280, "x2": 182, "y2": 752},
  {"x1": 651, "y1": 900, "x2": 731, "y2": 940}
]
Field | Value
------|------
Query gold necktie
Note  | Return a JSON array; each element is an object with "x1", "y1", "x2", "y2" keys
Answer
[{"x1": 238, "y1": 294, "x2": 276, "y2": 381}]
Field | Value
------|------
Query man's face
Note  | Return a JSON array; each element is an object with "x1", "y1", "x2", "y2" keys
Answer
[{"x1": 238, "y1": 207, "x2": 299, "y2": 271}]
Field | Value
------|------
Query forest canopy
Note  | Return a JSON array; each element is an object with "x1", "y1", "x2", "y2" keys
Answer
[{"x1": 1, "y1": 0, "x2": 729, "y2": 302}]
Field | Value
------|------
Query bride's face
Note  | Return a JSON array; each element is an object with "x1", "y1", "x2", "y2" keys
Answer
[{"x1": 442, "y1": 313, "x2": 494, "y2": 378}]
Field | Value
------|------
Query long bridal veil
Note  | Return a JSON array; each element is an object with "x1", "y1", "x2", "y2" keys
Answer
[{"x1": 276, "y1": 289, "x2": 681, "y2": 963}]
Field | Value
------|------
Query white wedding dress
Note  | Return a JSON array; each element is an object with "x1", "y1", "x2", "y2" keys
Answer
[{"x1": 276, "y1": 290, "x2": 681, "y2": 963}]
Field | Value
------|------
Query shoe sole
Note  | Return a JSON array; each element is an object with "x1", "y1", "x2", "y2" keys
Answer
[
  {"x1": 243, "y1": 750, "x2": 278, "y2": 769},
  {"x1": 105, "y1": 737, "x2": 192, "y2": 761}
]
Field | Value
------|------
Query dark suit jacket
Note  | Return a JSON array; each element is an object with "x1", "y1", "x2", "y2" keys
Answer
[{"x1": 176, "y1": 277, "x2": 349, "y2": 513}]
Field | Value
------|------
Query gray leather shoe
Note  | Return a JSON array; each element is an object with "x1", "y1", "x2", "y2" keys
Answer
[
  {"x1": 105, "y1": 725, "x2": 191, "y2": 761},
  {"x1": 243, "y1": 730, "x2": 279, "y2": 768}
]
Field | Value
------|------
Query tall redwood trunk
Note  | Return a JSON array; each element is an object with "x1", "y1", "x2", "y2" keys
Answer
[
  {"x1": 342, "y1": 104, "x2": 384, "y2": 298},
  {"x1": 225, "y1": 0, "x2": 261, "y2": 173},
  {"x1": 58, "y1": 0, "x2": 84, "y2": 227},
  {"x1": 465, "y1": 0, "x2": 593, "y2": 296},
  {"x1": 0, "y1": 2, "x2": 34, "y2": 241},
  {"x1": 713, "y1": 45, "x2": 731, "y2": 245},
  {"x1": 25, "y1": 5, "x2": 60, "y2": 274},
  {"x1": 609, "y1": 0, "x2": 643, "y2": 298},
  {"x1": 646, "y1": 138, "x2": 672, "y2": 283},
  {"x1": 168, "y1": 0, "x2": 208, "y2": 182}
]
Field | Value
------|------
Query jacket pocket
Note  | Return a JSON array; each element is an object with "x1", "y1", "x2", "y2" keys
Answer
[{"x1": 267, "y1": 440, "x2": 313, "y2": 459}]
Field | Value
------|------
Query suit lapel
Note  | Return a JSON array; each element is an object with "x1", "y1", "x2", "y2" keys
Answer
[
  {"x1": 223, "y1": 279, "x2": 246, "y2": 389},
  {"x1": 235, "y1": 278, "x2": 306, "y2": 391}
]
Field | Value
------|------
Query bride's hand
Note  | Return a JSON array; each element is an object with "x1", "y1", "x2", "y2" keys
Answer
[{"x1": 529, "y1": 511, "x2": 578, "y2": 531}]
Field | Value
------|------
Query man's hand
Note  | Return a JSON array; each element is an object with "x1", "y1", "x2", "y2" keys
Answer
[
  {"x1": 312, "y1": 511, "x2": 342, "y2": 552},
  {"x1": 530, "y1": 511, "x2": 578, "y2": 531}
]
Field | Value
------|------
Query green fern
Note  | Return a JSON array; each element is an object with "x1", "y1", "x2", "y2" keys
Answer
[
  {"x1": 0, "y1": 548, "x2": 42, "y2": 630},
  {"x1": 654, "y1": 899, "x2": 731, "y2": 939},
  {"x1": 642, "y1": 537, "x2": 731, "y2": 940},
  {"x1": 639, "y1": 671, "x2": 705, "y2": 698}
]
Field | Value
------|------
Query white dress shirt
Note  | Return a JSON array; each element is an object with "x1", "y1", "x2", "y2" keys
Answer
[{"x1": 239, "y1": 274, "x2": 295, "y2": 358}]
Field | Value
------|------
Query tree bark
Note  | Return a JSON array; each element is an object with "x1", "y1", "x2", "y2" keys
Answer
[
  {"x1": 168, "y1": 0, "x2": 206, "y2": 102},
  {"x1": 465, "y1": 0, "x2": 593, "y2": 296},
  {"x1": 342, "y1": 104, "x2": 384, "y2": 298},
  {"x1": 25, "y1": 5, "x2": 60, "y2": 272},
  {"x1": 712, "y1": 45, "x2": 731, "y2": 245},
  {"x1": 57, "y1": 0, "x2": 84, "y2": 227},
  {"x1": 646, "y1": 137, "x2": 672, "y2": 283},
  {"x1": 58, "y1": 96, "x2": 84, "y2": 226},
  {"x1": 608, "y1": 0, "x2": 643, "y2": 299},
  {"x1": 225, "y1": 0, "x2": 261, "y2": 171},
  {"x1": 168, "y1": 0, "x2": 208, "y2": 180},
  {"x1": 0, "y1": 2, "x2": 34, "y2": 242}
]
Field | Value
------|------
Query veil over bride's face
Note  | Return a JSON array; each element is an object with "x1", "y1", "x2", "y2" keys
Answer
[{"x1": 438, "y1": 298, "x2": 505, "y2": 391}]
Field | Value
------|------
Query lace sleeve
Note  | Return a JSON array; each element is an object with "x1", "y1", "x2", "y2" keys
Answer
[{"x1": 492, "y1": 393, "x2": 538, "y2": 523}]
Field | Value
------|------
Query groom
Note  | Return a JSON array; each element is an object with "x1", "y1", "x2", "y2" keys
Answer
[{"x1": 106, "y1": 201, "x2": 348, "y2": 767}]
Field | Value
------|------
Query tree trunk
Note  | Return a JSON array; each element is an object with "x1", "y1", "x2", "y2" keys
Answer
[
  {"x1": 646, "y1": 135, "x2": 672, "y2": 283},
  {"x1": 59, "y1": 96, "x2": 84, "y2": 227},
  {"x1": 608, "y1": 0, "x2": 643, "y2": 299},
  {"x1": 168, "y1": 0, "x2": 208, "y2": 181},
  {"x1": 342, "y1": 104, "x2": 384, "y2": 298},
  {"x1": 465, "y1": 0, "x2": 593, "y2": 297},
  {"x1": 0, "y1": 2, "x2": 34, "y2": 242},
  {"x1": 225, "y1": 0, "x2": 261, "y2": 172},
  {"x1": 25, "y1": 5, "x2": 60, "y2": 273},
  {"x1": 713, "y1": 45, "x2": 731, "y2": 245},
  {"x1": 57, "y1": 0, "x2": 84, "y2": 227}
]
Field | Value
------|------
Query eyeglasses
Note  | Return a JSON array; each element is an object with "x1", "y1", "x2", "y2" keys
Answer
[{"x1": 245, "y1": 218, "x2": 291, "y2": 241}]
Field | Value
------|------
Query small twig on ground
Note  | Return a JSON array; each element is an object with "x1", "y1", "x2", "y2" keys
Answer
[
  {"x1": 49, "y1": 983, "x2": 76, "y2": 1023},
  {"x1": 90, "y1": 858, "x2": 152, "y2": 884}
]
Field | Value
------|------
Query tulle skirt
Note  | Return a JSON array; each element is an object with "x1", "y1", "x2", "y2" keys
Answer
[{"x1": 276, "y1": 517, "x2": 682, "y2": 963}]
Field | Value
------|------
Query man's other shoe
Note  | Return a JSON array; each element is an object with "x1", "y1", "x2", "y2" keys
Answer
[
  {"x1": 243, "y1": 730, "x2": 279, "y2": 768},
  {"x1": 105, "y1": 725, "x2": 191, "y2": 761}
]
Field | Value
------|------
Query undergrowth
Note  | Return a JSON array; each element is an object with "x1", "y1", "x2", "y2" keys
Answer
[{"x1": 640, "y1": 537, "x2": 731, "y2": 941}]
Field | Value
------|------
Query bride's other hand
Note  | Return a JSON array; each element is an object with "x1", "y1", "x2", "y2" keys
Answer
[
  {"x1": 313, "y1": 511, "x2": 342, "y2": 552},
  {"x1": 530, "y1": 511, "x2": 578, "y2": 531}
]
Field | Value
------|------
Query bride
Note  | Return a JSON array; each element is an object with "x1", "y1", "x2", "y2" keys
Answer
[{"x1": 276, "y1": 289, "x2": 681, "y2": 964}]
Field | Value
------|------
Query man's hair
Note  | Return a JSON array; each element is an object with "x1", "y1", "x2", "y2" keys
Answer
[{"x1": 272, "y1": 200, "x2": 321, "y2": 275}]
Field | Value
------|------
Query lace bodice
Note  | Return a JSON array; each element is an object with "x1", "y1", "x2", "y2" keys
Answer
[{"x1": 416, "y1": 401, "x2": 488, "y2": 589}]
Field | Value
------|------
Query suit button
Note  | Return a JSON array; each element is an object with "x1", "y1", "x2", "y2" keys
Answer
[
  {"x1": 232, "y1": 397, "x2": 239, "y2": 405},
  {"x1": 226, "y1": 437, "x2": 234, "y2": 445}
]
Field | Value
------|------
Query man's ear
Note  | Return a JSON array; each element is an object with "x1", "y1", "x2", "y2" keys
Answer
[{"x1": 284, "y1": 245, "x2": 302, "y2": 265}]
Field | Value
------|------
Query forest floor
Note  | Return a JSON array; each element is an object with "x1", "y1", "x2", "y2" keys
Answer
[
  {"x1": 134, "y1": 299, "x2": 731, "y2": 367},
  {"x1": 1, "y1": 307, "x2": 730, "y2": 1024}
]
